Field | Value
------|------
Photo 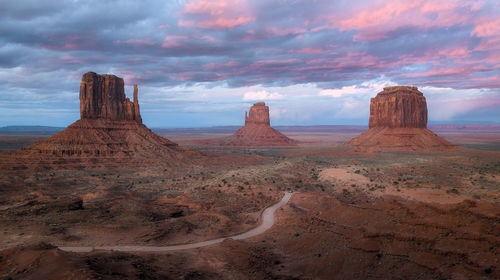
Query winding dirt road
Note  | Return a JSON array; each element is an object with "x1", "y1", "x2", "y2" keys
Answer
[{"x1": 59, "y1": 192, "x2": 293, "y2": 253}]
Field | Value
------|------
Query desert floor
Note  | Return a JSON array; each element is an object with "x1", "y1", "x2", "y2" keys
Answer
[{"x1": 0, "y1": 127, "x2": 499, "y2": 279}]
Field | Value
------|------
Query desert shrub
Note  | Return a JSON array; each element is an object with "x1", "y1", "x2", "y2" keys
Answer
[
  {"x1": 354, "y1": 170, "x2": 361, "y2": 174},
  {"x1": 446, "y1": 188, "x2": 460, "y2": 194}
]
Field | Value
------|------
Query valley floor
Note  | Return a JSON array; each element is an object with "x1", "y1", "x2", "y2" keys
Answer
[{"x1": 0, "y1": 129, "x2": 499, "y2": 279}]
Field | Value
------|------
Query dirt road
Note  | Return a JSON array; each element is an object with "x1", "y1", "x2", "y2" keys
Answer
[{"x1": 59, "y1": 192, "x2": 293, "y2": 253}]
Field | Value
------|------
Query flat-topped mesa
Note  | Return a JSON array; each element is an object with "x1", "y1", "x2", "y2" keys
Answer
[
  {"x1": 245, "y1": 102, "x2": 270, "y2": 126},
  {"x1": 369, "y1": 86, "x2": 427, "y2": 129},
  {"x1": 347, "y1": 86, "x2": 456, "y2": 153},
  {"x1": 79, "y1": 72, "x2": 142, "y2": 122}
]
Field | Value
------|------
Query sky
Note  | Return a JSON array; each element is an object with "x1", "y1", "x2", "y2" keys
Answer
[{"x1": 0, "y1": 0, "x2": 499, "y2": 127}]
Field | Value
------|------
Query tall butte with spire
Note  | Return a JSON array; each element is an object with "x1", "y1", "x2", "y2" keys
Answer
[
  {"x1": 204, "y1": 102, "x2": 296, "y2": 146},
  {"x1": 4, "y1": 72, "x2": 197, "y2": 169},
  {"x1": 347, "y1": 86, "x2": 455, "y2": 153}
]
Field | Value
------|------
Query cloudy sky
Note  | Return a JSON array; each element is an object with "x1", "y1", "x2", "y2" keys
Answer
[{"x1": 1, "y1": 0, "x2": 499, "y2": 127}]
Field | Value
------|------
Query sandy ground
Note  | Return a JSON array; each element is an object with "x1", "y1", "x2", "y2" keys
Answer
[{"x1": 319, "y1": 166, "x2": 467, "y2": 204}]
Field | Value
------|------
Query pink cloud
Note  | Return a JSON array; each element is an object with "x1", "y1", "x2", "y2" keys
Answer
[
  {"x1": 472, "y1": 18, "x2": 500, "y2": 37},
  {"x1": 161, "y1": 35, "x2": 189, "y2": 48},
  {"x1": 289, "y1": 48, "x2": 326, "y2": 54},
  {"x1": 313, "y1": 0, "x2": 484, "y2": 41},
  {"x1": 115, "y1": 70, "x2": 134, "y2": 75},
  {"x1": 123, "y1": 74, "x2": 146, "y2": 84},
  {"x1": 180, "y1": 0, "x2": 254, "y2": 29},
  {"x1": 403, "y1": 64, "x2": 498, "y2": 79},
  {"x1": 41, "y1": 43, "x2": 79, "y2": 50},
  {"x1": 204, "y1": 61, "x2": 238, "y2": 69},
  {"x1": 266, "y1": 27, "x2": 306, "y2": 36},
  {"x1": 250, "y1": 59, "x2": 302, "y2": 68},
  {"x1": 437, "y1": 47, "x2": 470, "y2": 59}
]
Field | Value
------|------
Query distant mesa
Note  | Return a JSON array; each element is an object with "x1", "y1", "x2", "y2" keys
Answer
[
  {"x1": 200, "y1": 102, "x2": 297, "y2": 147},
  {"x1": 3, "y1": 72, "x2": 197, "y2": 169},
  {"x1": 347, "y1": 86, "x2": 456, "y2": 153},
  {"x1": 244, "y1": 102, "x2": 270, "y2": 126}
]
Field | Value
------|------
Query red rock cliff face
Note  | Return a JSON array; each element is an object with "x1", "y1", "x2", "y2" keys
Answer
[
  {"x1": 79, "y1": 72, "x2": 142, "y2": 122},
  {"x1": 245, "y1": 102, "x2": 270, "y2": 126},
  {"x1": 369, "y1": 86, "x2": 427, "y2": 129}
]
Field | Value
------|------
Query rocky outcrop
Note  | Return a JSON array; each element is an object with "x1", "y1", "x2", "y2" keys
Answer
[
  {"x1": 245, "y1": 102, "x2": 270, "y2": 125},
  {"x1": 369, "y1": 86, "x2": 427, "y2": 128},
  {"x1": 347, "y1": 86, "x2": 455, "y2": 153},
  {"x1": 199, "y1": 102, "x2": 296, "y2": 147},
  {"x1": 2, "y1": 72, "x2": 198, "y2": 169},
  {"x1": 79, "y1": 72, "x2": 142, "y2": 122}
]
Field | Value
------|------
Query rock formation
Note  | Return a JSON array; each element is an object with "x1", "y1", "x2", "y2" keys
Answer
[
  {"x1": 347, "y1": 86, "x2": 455, "y2": 153},
  {"x1": 369, "y1": 86, "x2": 427, "y2": 129},
  {"x1": 79, "y1": 72, "x2": 142, "y2": 122},
  {"x1": 3, "y1": 72, "x2": 197, "y2": 169},
  {"x1": 200, "y1": 102, "x2": 296, "y2": 146},
  {"x1": 245, "y1": 102, "x2": 270, "y2": 126}
]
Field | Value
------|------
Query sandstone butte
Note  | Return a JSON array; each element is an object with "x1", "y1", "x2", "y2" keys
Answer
[
  {"x1": 347, "y1": 86, "x2": 456, "y2": 153},
  {"x1": 202, "y1": 102, "x2": 296, "y2": 146},
  {"x1": 2, "y1": 72, "x2": 197, "y2": 169}
]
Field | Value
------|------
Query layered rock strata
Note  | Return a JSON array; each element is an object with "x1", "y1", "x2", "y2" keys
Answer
[
  {"x1": 347, "y1": 86, "x2": 455, "y2": 153},
  {"x1": 3, "y1": 72, "x2": 197, "y2": 169}
]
